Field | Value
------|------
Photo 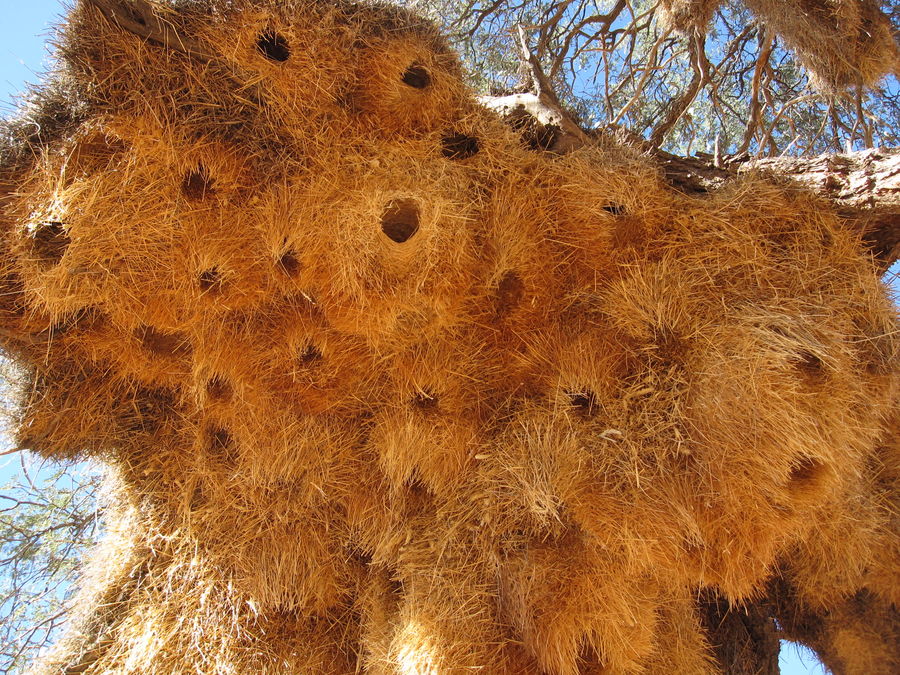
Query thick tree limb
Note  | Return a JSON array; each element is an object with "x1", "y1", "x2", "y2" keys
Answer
[
  {"x1": 85, "y1": 0, "x2": 215, "y2": 62},
  {"x1": 483, "y1": 94, "x2": 900, "y2": 270},
  {"x1": 652, "y1": 148, "x2": 900, "y2": 270},
  {"x1": 516, "y1": 26, "x2": 592, "y2": 148},
  {"x1": 748, "y1": 149, "x2": 900, "y2": 267}
]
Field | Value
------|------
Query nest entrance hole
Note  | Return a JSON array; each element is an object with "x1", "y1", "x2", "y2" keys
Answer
[
  {"x1": 205, "y1": 375, "x2": 232, "y2": 403},
  {"x1": 412, "y1": 390, "x2": 439, "y2": 412},
  {"x1": 401, "y1": 63, "x2": 431, "y2": 89},
  {"x1": 136, "y1": 325, "x2": 192, "y2": 358},
  {"x1": 206, "y1": 426, "x2": 238, "y2": 465},
  {"x1": 199, "y1": 267, "x2": 224, "y2": 295},
  {"x1": 277, "y1": 250, "x2": 301, "y2": 277},
  {"x1": 442, "y1": 133, "x2": 480, "y2": 160},
  {"x1": 602, "y1": 203, "x2": 627, "y2": 216},
  {"x1": 792, "y1": 350, "x2": 827, "y2": 385},
  {"x1": 257, "y1": 29, "x2": 290, "y2": 62},
  {"x1": 29, "y1": 221, "x2": 70, "y2": 265},
  {"x1": 405, "y1": 474, "x2": 430, "y2": 497},
  {"x1": 381, "y1": 200, "x2": 420, "y2": 244},
  {"x1": 298, "y1": 343, "x2": 322, "y2": 365},
  {"x1": 566, "y1": 390, "x2": 598, "y2": 416},
  {"x1": 495, "y1": 271, "x2": 524, "y2": 316},
  {"x1": 182, "y1": 165, "x2": 215, "y2": 200},
  {"x1": 788, "y1": 457, "x2": 829, "y2": 496}
]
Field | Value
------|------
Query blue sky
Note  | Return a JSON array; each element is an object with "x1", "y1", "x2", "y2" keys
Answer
[
  {"x1": 0, "y1": 3, "x2": 877, "y2": 674},
  {"x1": 0, "y1": 1, "x2": 67, "y2": 116},
  {"x1": 0, "y1": 3, "x2": 68, "y2": 477}
]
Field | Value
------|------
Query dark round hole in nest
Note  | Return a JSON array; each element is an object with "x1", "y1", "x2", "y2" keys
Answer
[
  {"x1": 793, "y1": 350, "x2": 826, "y2": 385},
  {"x1": 256, "y1": 29, "x2": 290, "y2": 62},
  {"x1": 278, "y1": 250, "x2": 301, "y2": 277},
  {"x1": 210, "y1": 428, "x2": 232, "y2": 451},
  {"x1": 401, "y1": 63, "x2": 431, "y2": 89},
  {"x1": 412, "y1": 391, "x2": 438, "y2": 411},
  {"x1": 566, "y1": 390, "x2": 598, "y2": 416},
  {"x1": 495, "y1": 271, "x2": 524, "y2": 316},
  {"x1": 29, "y1": 221, "x2": 70, "y2": 265},
  {"x1": 441, "y1": 133, "x2": 480, "y2": 160},
  {"x1": 381, "y1": 199, "x2": 420, "y2": 243},
  {"x1": 405, "y1": 475, "x2": 429, "y2": 496},
  {"x1": 182, "y1": 165, "x2": 215, "y2": 200},
  {"x1": 199, "y1": 268, "x2": 224, "y2": 294},
  {"x1": 299, "y1": 344, "x2": 322, "y2": 365},
  {"x1": 788, "y1": 457, "x2": 828, "y2": 497},
  {"x1": 207, "y1": 426, "x2": 238, "y2": 464},
  {"x1": 136, "y1": 324, "x2": 192, "y2": 358},
  {"x1": 205, "y1": 375, "x2": 231, "y2": 402},
  {"x1": 387, "y1": 574, "x2": 403, "y2": 596},
  {"x1": 602, "y1": 203, "x2": 627, "y2": 216}
]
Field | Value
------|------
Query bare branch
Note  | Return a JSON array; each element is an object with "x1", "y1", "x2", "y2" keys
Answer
[
  {"x1": 650, "y1": 30, "x2": 710, "y2": 147},
  {"x1": 516, "y1": 25, "x2": 591, "y2": 146},
  {"x1": 85, "y1": 0, "x2": 215, "y2": 62},
  {"x1": 737, "y1": 26, "x2": 774, "y2": 155}
]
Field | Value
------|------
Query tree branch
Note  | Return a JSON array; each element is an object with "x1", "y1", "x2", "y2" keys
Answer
[
  {"x1": 516, "y1": 25, "x2": 591, "y2": 147},
  {"x1": 482, "y1": 94, "x2": 900, "y2": 270},
  {"x1": 84, "y1": 0, "x2": 215, "y2": 62},
  {"x1": 650, "y1": 30, "x2": 710, "y2": 147},
  {"x1": 737, "y1": 26, "x2": 775, "y2": 155}
]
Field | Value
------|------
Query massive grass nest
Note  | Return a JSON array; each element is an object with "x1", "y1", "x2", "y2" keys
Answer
[
  {"x1": 0, "y1": 1, "x2": 897, "y2": 673},
  {"x1": 660, "y1": 0, "x2": 898, "y2": 90}
]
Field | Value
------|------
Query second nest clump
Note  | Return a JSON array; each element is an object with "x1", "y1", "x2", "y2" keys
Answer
[{"x1": 659, "y1": 0, "x2": 898, "y2": 89}]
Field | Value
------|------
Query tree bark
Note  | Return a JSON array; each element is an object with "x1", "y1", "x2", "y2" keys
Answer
[{"x1": 747, "y1": 150, "x2": 900, "y2": 269}]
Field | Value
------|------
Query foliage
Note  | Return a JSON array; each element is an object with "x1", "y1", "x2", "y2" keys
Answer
[
  {"x1": 413, "y1": 0, "x2": 900, "y2": 156},
  {"x1": 0, "y1": 457, "x2": 101, "y2": 674}
]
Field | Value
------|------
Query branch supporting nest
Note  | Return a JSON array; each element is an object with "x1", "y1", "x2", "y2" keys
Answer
[
  {"x1": 481, "y1": 93, "x2": 900, "y2": 271},
  {"x1": 649, "y1": 29, "x2": 711, "y2": 148},
  {"x1": 85, "y1": 0, "x2": 215, "y2": 62},
  {"x1": 515, "y1": 25, "x2": 591, "y2": 148}
]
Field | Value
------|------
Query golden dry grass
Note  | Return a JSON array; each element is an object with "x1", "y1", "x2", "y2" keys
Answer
[
  {"x1": 745, "y1": 0, "x2": 899, "y2": 90},
  {"x1": 658, "y1": 0, "x2": 723, "y2": 33}
]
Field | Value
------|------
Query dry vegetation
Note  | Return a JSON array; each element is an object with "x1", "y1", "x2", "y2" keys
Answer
[
  {"x1": 659, "y1": 0, "x2": 898, "y2": 90},
  {"x1": 0, "y1": 0, "x2": 897, "y2": 673}
]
